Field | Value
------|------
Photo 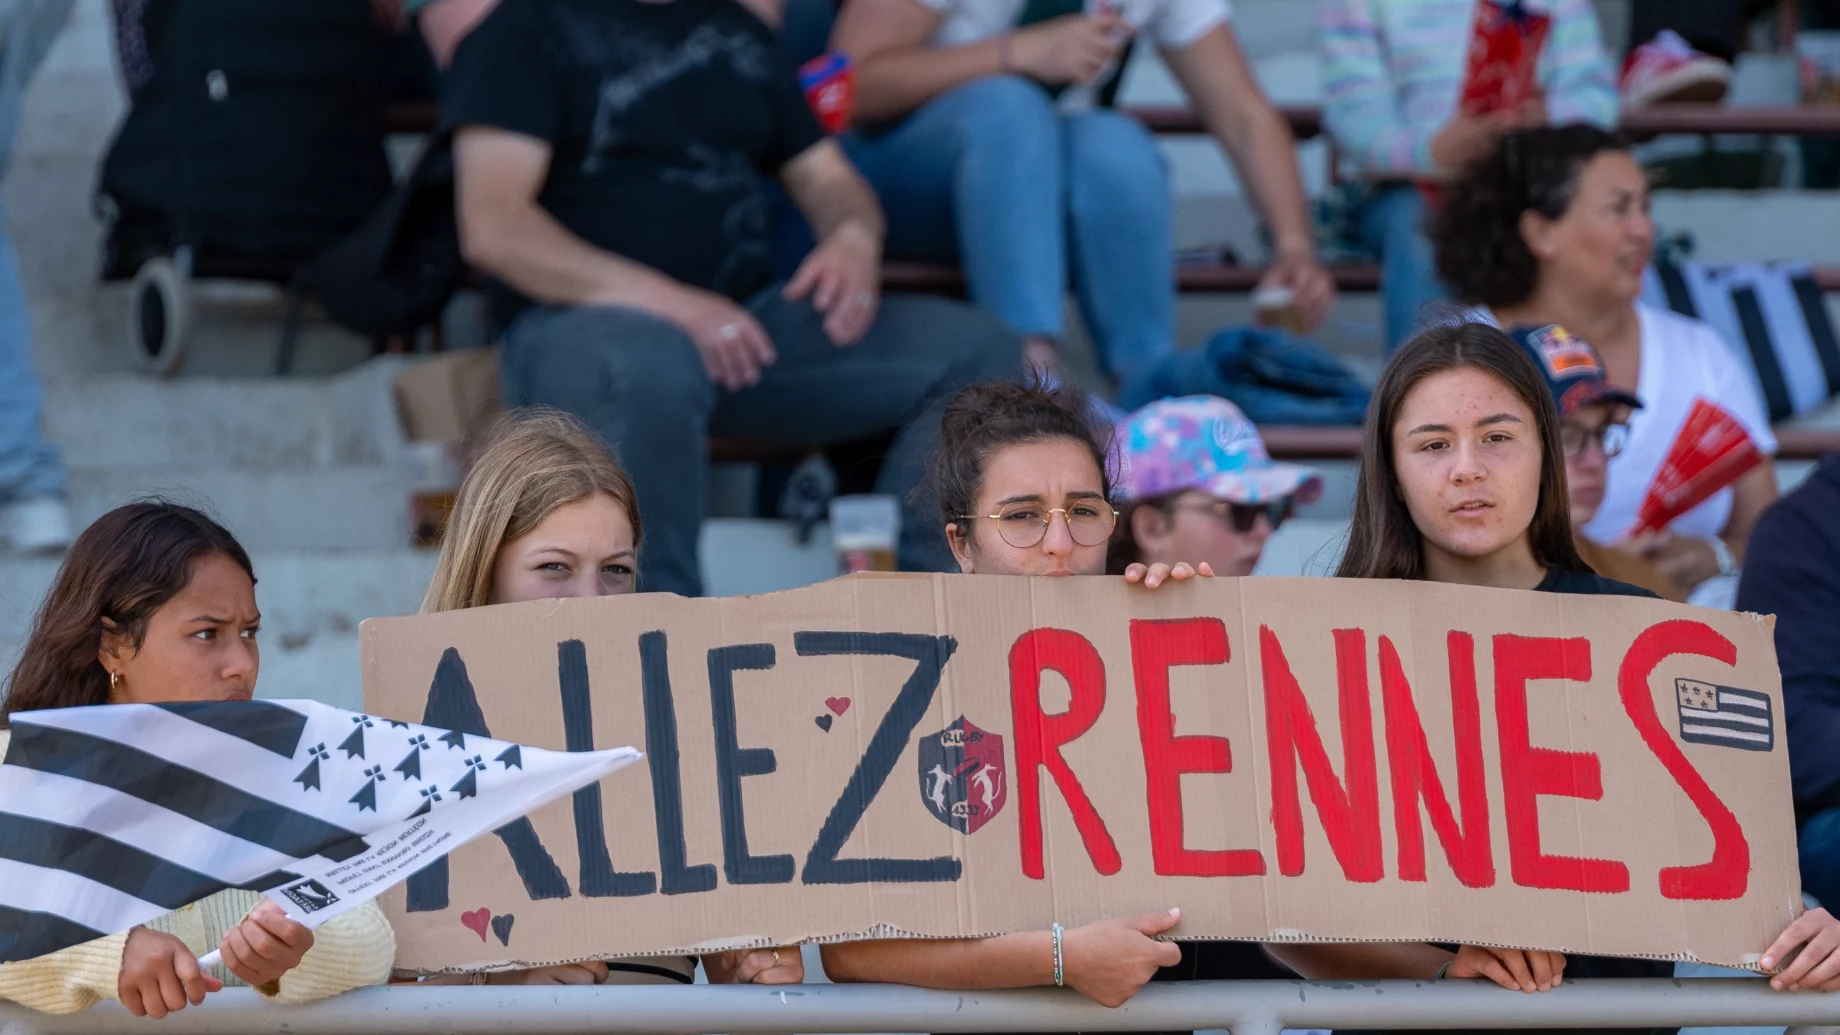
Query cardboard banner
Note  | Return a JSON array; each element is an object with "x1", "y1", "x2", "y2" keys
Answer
[{"x1": 364, "y1": 575, "x2": 1798, "y2": 971}]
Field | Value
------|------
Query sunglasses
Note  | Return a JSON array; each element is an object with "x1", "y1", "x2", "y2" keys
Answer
[{"x1": 1170, "y1": 498, "x2": 1293, "y2": 534}]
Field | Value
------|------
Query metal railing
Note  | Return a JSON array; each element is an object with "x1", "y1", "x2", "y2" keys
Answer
[{"x1": 4, "y1": 980, "x2": 1840, "y2": 1035}]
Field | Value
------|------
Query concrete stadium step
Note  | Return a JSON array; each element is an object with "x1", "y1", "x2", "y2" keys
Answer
[
  {"x1": 41, "y1": 359, "x2": 412, "y2": 471},
  {"x1": 67, "y1": 464, "x2": 423, "y2": 550}
]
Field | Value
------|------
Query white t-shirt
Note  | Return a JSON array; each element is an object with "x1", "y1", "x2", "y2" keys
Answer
[
  {"x1": 1580, "y1": 303, "x2": 1778, "y2": 544},
  {"x1": 917, "y1": 0, "x2": 1230, "y2": 54}
]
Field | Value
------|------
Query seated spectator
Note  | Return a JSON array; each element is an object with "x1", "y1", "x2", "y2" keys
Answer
[
  {"x1": 1319, "y1": 0, "x2": 1616, "y2": 352},
  {"x1": 1431, "y1": 124, "x2": 1777, "y2": 606},
  {"x1": 446, "y1": 0, "x2": 1020, "y2": 595},
  {"x1": 828, "y1": 0, "x2": 1334, "y2": 381},
  {"x1": 1107, "y1": 395, "x2": 1321, "y2": 577},
  {"x1": 0, "y1": 503, "x2": 395, "y2": 1015},
  {"x1": 1736, "y1": 451, "x2": 1840, "y2": 911},
  {"x1": 415, "y1": 409, "x2": 805, "y2": 985},
  {"x1": 1503, "y1": 323, "x2": 1683, "y2": 601}
]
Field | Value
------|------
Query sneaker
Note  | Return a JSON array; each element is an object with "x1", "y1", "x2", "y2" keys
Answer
[
  {"x1": 1621, "y1": 30, "x2": 1732, "y2": 108},
  {"x1": 2, "y1": 496, "x2": 73, "y2": 554}
]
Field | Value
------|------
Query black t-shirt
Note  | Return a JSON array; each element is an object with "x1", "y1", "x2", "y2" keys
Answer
[
  {"x1": 443, "y1": 0, "x2": 825, "y2": 308},
  {"x1": 1535, "y1": 567, "x2": 1664, "y2": 599}
]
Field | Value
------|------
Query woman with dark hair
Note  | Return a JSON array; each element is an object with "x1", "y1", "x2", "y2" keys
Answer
[
  {"x1": 0, "y1": 502, "x2": 394, "y2": 1016},
  {"x1": 1303, "y1": 322, "x2": 1840, "y2": 1004},
  {"x1": 1430, "y1": 124, "x2": 1777, "y2": 604}
]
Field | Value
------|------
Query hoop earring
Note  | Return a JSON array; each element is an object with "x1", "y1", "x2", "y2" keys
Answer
[{"x1": 108, "y1": 670, "x2": 121, "y2": 691}]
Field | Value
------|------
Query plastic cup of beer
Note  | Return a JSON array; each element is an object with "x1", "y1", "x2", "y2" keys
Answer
[
  {"x1": 1252, "y1": 285, "x2": 1307, "y2": 335},
  {"x1": 830, "y1": 494, "x2": 901, "y2": 575}
]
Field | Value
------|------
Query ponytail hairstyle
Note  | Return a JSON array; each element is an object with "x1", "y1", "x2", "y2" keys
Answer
[
  {"x1": 930, "y1": 378, "x2": 1114, "y2": 547},
  {"x1": 1, "y1": 501, "x2": 253, "y2": 728},
  {"x1": 1336, "y1": 321, "x2": 1584, "y2": 581}
]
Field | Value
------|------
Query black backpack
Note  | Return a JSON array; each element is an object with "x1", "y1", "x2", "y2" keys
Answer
[
  {"x1": 307, "y1": 129, "x2": 466, "y2": 338},
  {"x1": 98, "y1": 0, "x2": 429, "y2": 279}
]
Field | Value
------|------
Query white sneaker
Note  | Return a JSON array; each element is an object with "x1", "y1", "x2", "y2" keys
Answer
[{"x1": 3, "y1": 496, "x2": 73, "y2": 554}]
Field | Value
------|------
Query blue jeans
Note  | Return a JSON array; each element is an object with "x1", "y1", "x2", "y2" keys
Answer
[
  {"x1": 1352, "y1": 184, "x2": 1448, "y2": 354},
  {"x1": 842, "y1": 75, "x2": 1174, "y2": 383},
  {"x1": 0, "y1": 0, "x2": 71, "y2": 501},
  {"x1": 1801, "y1": 807, "x2": 1840, "y2": 910},
  {"x1": 500, "y1": 291, "x2": 1018, "y2": 597}
]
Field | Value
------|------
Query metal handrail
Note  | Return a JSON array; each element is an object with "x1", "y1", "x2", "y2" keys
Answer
[{"x1": 4, "y1": 979, "x2": 1838, "y2": 1035}]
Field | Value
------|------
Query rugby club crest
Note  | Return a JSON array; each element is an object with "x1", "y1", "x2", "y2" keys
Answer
[{"x1": 917, "y1": 716, "x2": 1006, "y2": 833}]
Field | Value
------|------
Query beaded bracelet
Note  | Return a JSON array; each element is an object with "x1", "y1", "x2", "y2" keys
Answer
[{"x1": 1051, "y1": 922, "x2": 1065, "y2": 987}]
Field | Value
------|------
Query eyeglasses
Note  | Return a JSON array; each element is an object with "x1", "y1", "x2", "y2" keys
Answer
[
  {"x1": 1559, "y1": 421, "x2": 1629, "y2": 460},
  {"x1": 957, "y1": 498, "x2": 1118, "y2": 549},
  {"x1": 1171, "y1": 498, "x2": 1293, "y2": 534}
]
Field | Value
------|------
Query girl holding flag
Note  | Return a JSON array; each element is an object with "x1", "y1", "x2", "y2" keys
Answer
[{"x1": 0, "y1": 502, "x2": 395, "y2": 1016}]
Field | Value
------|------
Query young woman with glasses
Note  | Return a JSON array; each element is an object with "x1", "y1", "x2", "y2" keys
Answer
[{"x1": 1107, "y1": 396, "x2": 1321, "y2": 577}]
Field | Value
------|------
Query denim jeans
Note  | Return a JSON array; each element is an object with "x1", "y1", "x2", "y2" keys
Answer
[
  {"x1": 499, "y1": 291, "x2": 1019, "y2": 597},
  {"x1": 842, "y1": 75, "x2": 1174, "y2": 383},
  {"x1": 1352, "y1": 183, "x2": 1448, "y2": 354},
  {"x1": 0, "y1": 0, "x2": 72, "y2": 502}
]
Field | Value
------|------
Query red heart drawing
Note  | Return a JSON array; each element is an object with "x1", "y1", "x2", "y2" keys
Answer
[
  {"x1": 461, "y1": 907, "x2": 491, "y2": 942},
  {"x1": 826, "y1": 697, "x2": 851, "y2": 716}
]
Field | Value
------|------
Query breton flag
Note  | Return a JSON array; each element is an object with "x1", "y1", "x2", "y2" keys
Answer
[{"x1": 0, "y1": 699, "x2": 640, "y2": 964}]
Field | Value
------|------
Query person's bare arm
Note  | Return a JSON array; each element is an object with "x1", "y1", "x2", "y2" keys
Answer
[
  {"x1": 417, "y1": 0, "x2": 499, "y2": 68},
  {"x1": 454, "y1": 125, "x2": 778, "y2": 389},
  {"x1": 778, "y1": 139, "x2": 885, "y2": 344},
  {"x1": 781, "y1": 139, "x2": 885, "y2": 248},
  {"x1": 822, "y1": 911, "x2": 1182, "y2": 1008},
  {"x1": 455, "y1": 126, "x2": 684, "y2": 309},
  {"x1": 1268, "y1": 943, "x2": 1567, "y2": 993},
  {"x1": 1162, "y1": 24, "x2": 1334, "y2": 329},
  {"x1": 832, "y1": 0, "x2": 993, "y2": 124},
  {"x1": 833, "y1": 0, "x2": 1127, "y2": 125}
]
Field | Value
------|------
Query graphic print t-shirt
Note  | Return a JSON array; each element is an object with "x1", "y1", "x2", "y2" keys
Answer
[{"x1": 443, "y1": 0, "x2": 826, "y2": 308}]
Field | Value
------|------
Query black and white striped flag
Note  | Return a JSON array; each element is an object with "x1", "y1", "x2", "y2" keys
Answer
[{"x1": 0, "y1": 699, "x2": 639, "y2": 964}]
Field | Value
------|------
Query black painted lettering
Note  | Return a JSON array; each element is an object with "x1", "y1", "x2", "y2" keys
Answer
[
  {"x1": 708, "y1": 643, "x2": 795, "y2": 885},
  {"x1": 557, "y1": 639, "x2": 656, "y2": 896},
  {"x1": 640, "y1": 631, "x2": 718, "y2": 894},
  {"x1": 407, "y1": 648, "x2": 572, "y2": 910},
  {"x1": 796, "y1": 632, "x2": 962, "y2": 884}
]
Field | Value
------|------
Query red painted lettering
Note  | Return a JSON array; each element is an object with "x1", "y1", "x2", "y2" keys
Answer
[
  {"x1": 1261, "y1": 626, "x2": 1383, "y2": 882},
  {"x1": 1494, "y1": 634, "x2": 1629, "y2": 893},
  {"x1": 1131, "y1": 618, "x2": 1264, "y2": 877},
  {"x1": 1010, "y1": 628, "x2": 1121, "y2": 880},
  {"x1": 1381, "y1": 633, "x2": 1494, "y2": 887},
  {"x1": 1618, "y1": 620, "x2": 1749, "y2": 900}
]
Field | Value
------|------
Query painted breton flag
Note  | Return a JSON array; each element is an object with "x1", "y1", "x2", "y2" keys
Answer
[
  {"x1": 1675, "y1": 678, "x2": 1776, "y2": 753},
  {"x1": 0, "y1": 699, "x2": 640, "y2": 965}
]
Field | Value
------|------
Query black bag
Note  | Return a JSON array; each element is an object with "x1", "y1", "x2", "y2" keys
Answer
[
  {"x1": 98, "y1": 0, "x2": 429, "y2": 279},
  {"x1": 307, "y1": 130, "x2": 465, "y2": 338}
]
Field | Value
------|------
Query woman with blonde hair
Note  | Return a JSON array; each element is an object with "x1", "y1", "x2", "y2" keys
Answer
[{"x1": 417, "y1": 407, "x2": 801, "y2": 987}]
